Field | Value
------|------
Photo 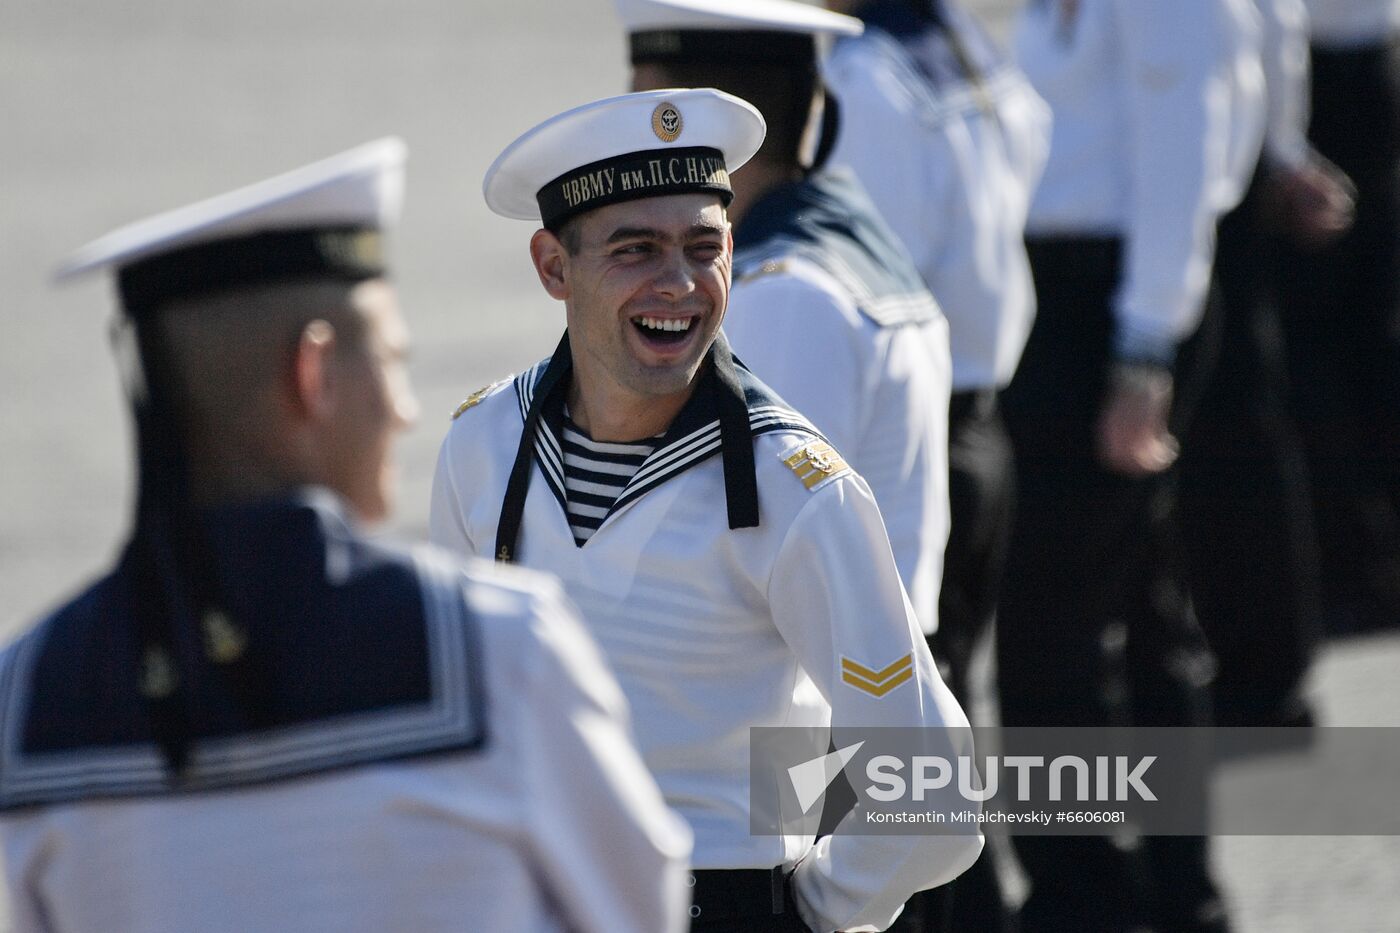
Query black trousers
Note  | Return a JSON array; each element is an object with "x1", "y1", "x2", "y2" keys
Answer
[
  {"x1": 935, "y1": 390, "x2": 1016, "y2": 707},
  {"x1": 920, "y1": 390, "x2": 1017, "y2": 933},
  {"x1": 687, "y1": 869, "x2": 926, "y2": 932},
  {"x1": 996, "y1": 237, "x2": 1225, "y2": 933},
  {"x1": 1277, "y1": 38, "x2": 1400, "y2": 626},
  {"x1": 1177, "y1": 169, "x2": 1322, "y2": 725}
]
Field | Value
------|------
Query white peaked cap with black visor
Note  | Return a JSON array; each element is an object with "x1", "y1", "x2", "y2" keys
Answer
[
  {"x1": 615, "y1": 0, "x2": 862, "y2": 67},
  {"x1": 482, "y1": 88, "x2": 767, "y2": 231},
  {"x1": 615, "y1": 0, "x2": 863, "y2": 36},
  {"x1": 56, "y1": 137, "x2": 406, "y2": 318}
]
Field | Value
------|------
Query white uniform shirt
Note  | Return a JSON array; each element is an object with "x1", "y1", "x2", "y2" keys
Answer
[
  {"x1": 1, "y1": 564, "x2": 692, "y2": 933},
  {"x1": 1305, "y1": 0, "x2": 1400, "y2": 45},
  {"x1": 1260, "y1": 0, "x2": 1313, "y2": 168},
  {"x1": 431, "y1": 362, "x2": 983, "y2": 933},
  {"x1": 825, "y1": 9, "x2": 1052, "y2": 391},
  {"x1": 1016, "y1": 0, "x2": 1268, "y2": 361},
  {"x1": 724, "y1": 258, "x2": 952, "y2": 637}
]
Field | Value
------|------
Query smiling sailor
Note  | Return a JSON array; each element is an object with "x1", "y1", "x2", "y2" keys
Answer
[
  {"x1": 430, "y1": 87, "x2": 981, "y2": 932},
  {"x1": 0, "y1": 140, "x2": 691, "y2": 933}
]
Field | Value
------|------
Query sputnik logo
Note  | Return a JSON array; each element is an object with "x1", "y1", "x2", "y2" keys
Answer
[{"x1": 787, "y1": 741, "x2": 865, "y2": 813}]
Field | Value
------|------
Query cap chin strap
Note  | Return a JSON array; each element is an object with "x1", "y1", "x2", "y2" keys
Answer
[{"x1": 126, "y1": 312, "x2": 281, "y2": 777}]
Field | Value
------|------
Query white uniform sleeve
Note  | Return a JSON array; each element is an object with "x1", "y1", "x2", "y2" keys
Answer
[
  {"x1": 1258, "y1": 0, "x2": 1312, "y2": 168},
  {"x1": 515, "y1": 581, "x2": 694, "y2": 933},
  {"x1": 768, "y1": 477, "x2": 982, "y2": 932},
  {"x1": 3, "y1": 818, "x2": 51, "y2": 932},
  {"x1": 1113, "y1": 0, "x2": 1236, "y2": 362},
  {"x1": 724, "y1": 272, "x2": 870, "y2": 455},
  {"x1": 429, "y1": 428, "x2": 478, "y2": 557}
]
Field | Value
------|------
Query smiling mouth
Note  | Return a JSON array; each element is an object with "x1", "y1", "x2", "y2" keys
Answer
[{"x1": 631, "y1": 315, "x2": 697, "y2": 346}]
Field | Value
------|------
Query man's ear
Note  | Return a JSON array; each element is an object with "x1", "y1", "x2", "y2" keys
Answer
[
  {"x1": 530, "y1": 228, "x2": 570, "y2": 301},
  {"x1": 292, "y1": 319, "x2": 337, "y2": 420}
]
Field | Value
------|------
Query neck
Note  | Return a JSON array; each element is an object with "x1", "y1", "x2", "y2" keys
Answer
[
  {"x1": 727, "y1": 157, "x2": 803, "y2": 229},
  {"x1": 185, "y1": 429, "x2": 317, "y2": 508},
  {"x1": 565, "y1": 371, "x2": 696, "y2": 442}
]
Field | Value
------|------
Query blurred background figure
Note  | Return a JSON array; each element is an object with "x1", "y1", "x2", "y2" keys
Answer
[
  {"x1": 821, "y1": 1, "x2": 1050, "y2": 929},
  {"x1": 1277, "y1": 0, "x2": 1400, "y2": 636},
  {"x1": 622, "y1": 0, "x2": 955, "y2": 659},
  {"x1": 999, "y1": 0, "x2": 1267, "y2": 929},
  {"x1": 0, "y1": 141, "x2": 692, "y2": 933},
  {"x1": 1178, "y1": 0, "x2": 1346, "y2": 732}
]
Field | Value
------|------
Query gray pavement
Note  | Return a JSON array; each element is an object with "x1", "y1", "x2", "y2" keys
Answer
[{"x1": 1, "y1": 1, "x2": 1397, "y2": 930}]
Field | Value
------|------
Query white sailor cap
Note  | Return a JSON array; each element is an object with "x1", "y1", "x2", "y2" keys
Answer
[
  {"x1": 57, "y1": 137, "x2": 407, "y2": 318},
  {"x1": 483, "y1": 87, "x2": 765, "y2": 230},
  {"x1": 616, "y1": 0, "x2": 862, "y2": 65}
]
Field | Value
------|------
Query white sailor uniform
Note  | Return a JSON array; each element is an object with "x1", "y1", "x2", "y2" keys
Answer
[
  {"x1": 431, "y1": 337, "x2": 982, "y2": 933},
  {"x1": 1015, "y1": 0, "x2": 1266, "y2": 365},
  {"x1": 723, "y1": 170, "x2": 952, "y2": 638},
  {"x1": 1306, "y1": 0, "x2": 1400, "y2": 44},
  {"x1": 0, "y1": 492, "x2": 692, "y2": 933},
  {"x1": 825, "y1": 0, "x2": 1050, "y2": 395}
]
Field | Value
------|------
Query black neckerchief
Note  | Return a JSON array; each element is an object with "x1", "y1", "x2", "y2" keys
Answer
[{"x1": 495, "y1": 331, "x2": 759, "y2": 564}]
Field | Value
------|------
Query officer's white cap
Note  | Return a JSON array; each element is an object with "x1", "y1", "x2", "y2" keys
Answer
[
  {"x1": 615, "y1": 0, "x2": 863, "y2": 37},
  {"x1": 57, "y1": 138, "x2": 406, "y2": 314},
  {"x1": 483, "y1": 88, "x2": 765, "y2": 228}
]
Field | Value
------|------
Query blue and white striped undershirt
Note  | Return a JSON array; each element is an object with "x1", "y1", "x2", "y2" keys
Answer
[{"x1": 561, "y1": 415, "x2": 660, "y2": 546}]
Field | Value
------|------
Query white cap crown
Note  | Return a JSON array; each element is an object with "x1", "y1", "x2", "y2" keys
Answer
[
  {"x1": 483, "y1": 88, "x2": 765, "y2": 227},
  {"x1": 615, "y1": 0, "x2": 863, "y2": 36},
  {"x1": 58, "y1": 138, "x2": 407, "y2": 283}
]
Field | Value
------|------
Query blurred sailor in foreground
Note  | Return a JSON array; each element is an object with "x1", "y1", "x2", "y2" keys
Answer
[
  {"x1": 0, "y1": 139, "x2": 691, "y2": 933},
  {"x1": 618, "y1": 0, "x2": 955, "y2": 652},
  {"x1": 431, "y1": 88, "x2": 981, "y2": 931}
]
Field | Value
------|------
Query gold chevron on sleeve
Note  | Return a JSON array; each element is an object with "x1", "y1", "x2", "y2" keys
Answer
[{"x1": 841, "y1": 653, "x2": 914, "y2": 697}]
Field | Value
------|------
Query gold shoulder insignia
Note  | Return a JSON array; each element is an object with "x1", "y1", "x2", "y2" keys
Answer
[
  {"x1": 737, "y1": 259, "x2": 789, "y2": 284},
  {"x1": 842, "y1": 653, "x2": 914, "y2": 697},
  {"x1": 782, "y1": 441, "x2": 851, "y2": 491},
  {"x1": 201, "y1": 609, "x2": 247, "y2": 664},
  {"x1": 452, "y1": 379, "x2": 507, "y2": 420}
]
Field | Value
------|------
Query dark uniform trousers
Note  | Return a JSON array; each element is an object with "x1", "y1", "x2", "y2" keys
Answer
[
  {"x1": 687, "y1": 869, "x2": 926, "y2": 931},
  {"x1": 920, "y1": 390, "x2": 1017, "y2": 933},
  {"x1": 997, "y1": 238, "x2": 1226, "y2": 933},
  {"x1": 1277, "y1": 36, "x2": 1400, "y2": 629},
  {"x1": 1178, "y1": 167, "x2": 1323, "y2": 727}
]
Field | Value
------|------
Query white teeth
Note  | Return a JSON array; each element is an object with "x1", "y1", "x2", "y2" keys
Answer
[{"x1": 636, "y1": 316, "x2": 694, "y2": 333}]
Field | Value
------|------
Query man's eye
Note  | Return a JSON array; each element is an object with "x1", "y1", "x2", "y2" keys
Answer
[
  {"x1": 690, "y1": 243, "x2": 723, "y2": 259},
  {"x1": 614, "y1": 243, "x2": 651, "y2": 256}
]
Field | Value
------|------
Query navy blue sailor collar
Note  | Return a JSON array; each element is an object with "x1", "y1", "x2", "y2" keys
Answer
[
  {"x1": 0, "y1": 488, "x2": 487, "y2": 810},
  {"x1": 494, "y1": 331, "x2": 818, "y2": 562},
  {"x1": 732, "y1": 171, "x2": 942, "y2": 329},
  {"x1": 853, "y1": 0, "x2": 944, "y2": 38}
]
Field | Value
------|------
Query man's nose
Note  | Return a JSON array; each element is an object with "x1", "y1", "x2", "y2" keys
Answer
[{"x1": 651, "y1": 247, "x2": 697, "y2": 298}]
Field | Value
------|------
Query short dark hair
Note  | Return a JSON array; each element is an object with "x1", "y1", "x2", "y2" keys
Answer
[{"x1": 551, "y1": 215, "x2": 584, "y2": 255}]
